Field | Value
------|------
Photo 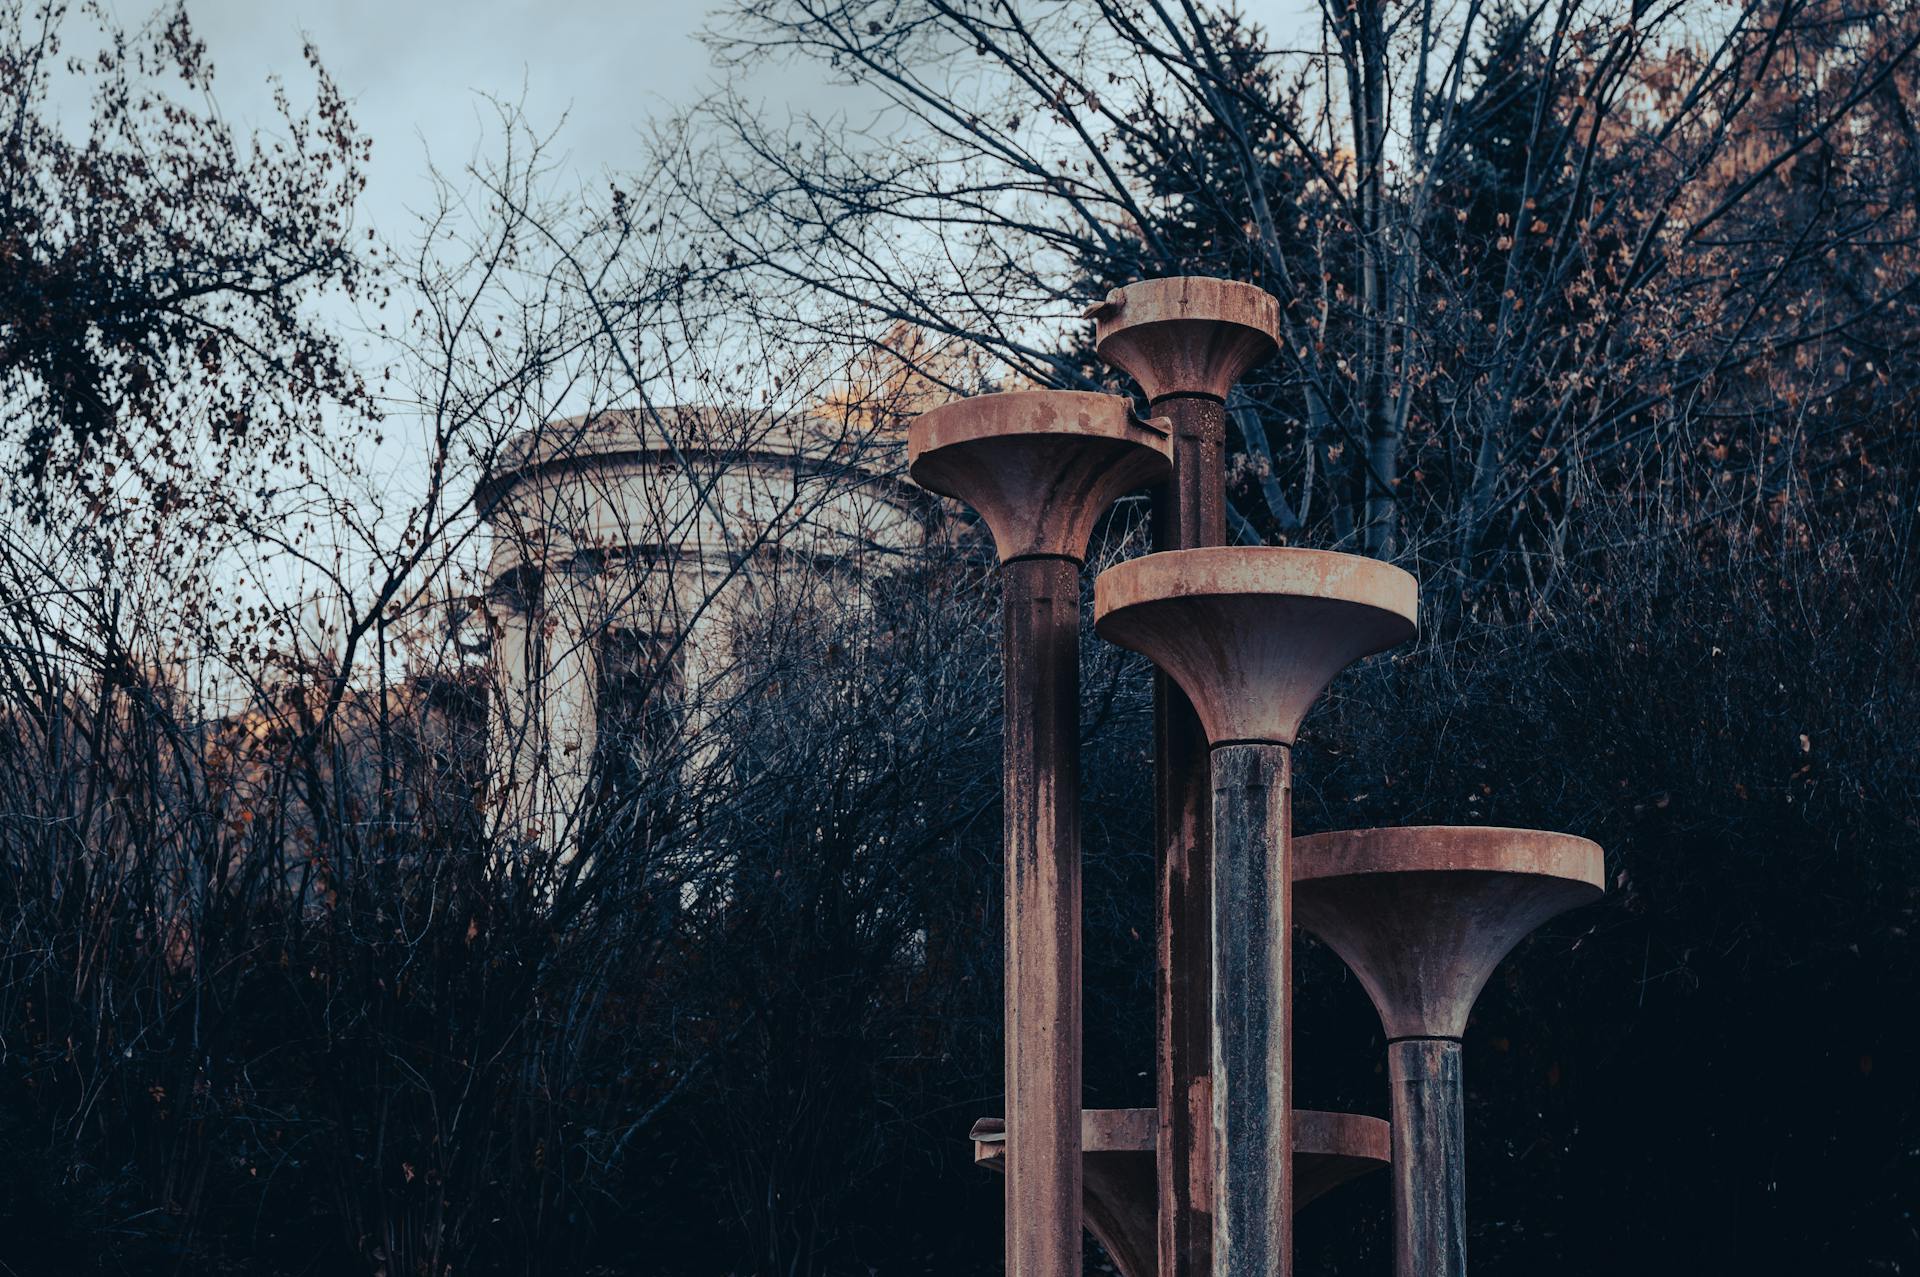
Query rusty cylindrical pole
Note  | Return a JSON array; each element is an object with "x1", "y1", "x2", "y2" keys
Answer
[
  {"x1": 1387, "y1": 1038, "x2": 1466, "y2": 1277},
  {"x1": 908, "y1": 391, "x2": 1171, "y2": 1277},
  {"x1": 1001, "y1": 549, "x2": 1083, "y2": 1277},
  {"x1": 1291, "y1": 827, "x2": 1606, "y2": 1277},
  {"x1": 1086, "y1": 278, "x2": 1279, "y2": 1277},
  {"x1": 1093, "y1": 548, "x2": 1418, "y2": 1277},
  {"x1": 1208, "y1": 743, "x2": 1293, "y2": 1275}
]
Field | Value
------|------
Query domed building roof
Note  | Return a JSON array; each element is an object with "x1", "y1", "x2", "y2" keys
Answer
[
  {"x1": 476, "y1": 405, "x2": 910, "y2": 512},
  {"x1": 476, "y1": 405, "x2": 928, "y2": 589}
]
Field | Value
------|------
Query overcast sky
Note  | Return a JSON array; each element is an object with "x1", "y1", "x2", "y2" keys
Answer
[
  {"x1": 165, "y1": 0, "x2": 815, "y2": 249},
  {"x1": 140, "y1": 1, "x2": 1313, "y2": 442},
  {"x1": 57, "y1": 0, "x2": 1321, "y2": 625},
  {"x1": 154, "y1": 0, "x2": 1318, "y2": 251}
]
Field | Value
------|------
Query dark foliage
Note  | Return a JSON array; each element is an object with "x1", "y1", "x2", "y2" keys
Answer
[
  {"x1": 0, "y1": 1, "x2": 369, "y2": 511},
  {"x1": 0, "y1": 1, "x2": 1917, "y2": 1275}
]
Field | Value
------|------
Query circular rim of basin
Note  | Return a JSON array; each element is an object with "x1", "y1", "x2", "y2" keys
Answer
[
  {"x1": 1090, "y1": 276, "x2": 1281, "y2": 342},
  {"x1": 1293, "y1": 1109, "x2": 1391, "y2": 1162},
  {"x1": 908, "y1": 389, "x2": 1167, "y2": 469},
  {"x1": 1094, "y1": 546, "x2": 1417, "y2": 630},
  {"x1": 1294, "y1": 825, "x2": 1603, "y2": 890}
]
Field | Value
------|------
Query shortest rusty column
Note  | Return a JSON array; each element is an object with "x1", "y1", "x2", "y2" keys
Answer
[
  {"x1": 910, "y1": 390, "x2": 1169, "y2": 1277},
  {"x1": 1095, "y1": 548, "x2": 1417, "y2": 1277},
  {"x1": 1292, "y1": 827, "x2": 1605, "y2": 1277}
]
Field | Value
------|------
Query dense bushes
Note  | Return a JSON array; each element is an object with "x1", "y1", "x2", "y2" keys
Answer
[
  {"x1": 1, "y1": 465, "x2": 1914, "y2": 1274},
  {"x1": 1291, "y1": 481, "x2": 1920, "y2": 1274},
  {"x1": 2, "y1": 0, "x2": 1917, "y2": 1271}
]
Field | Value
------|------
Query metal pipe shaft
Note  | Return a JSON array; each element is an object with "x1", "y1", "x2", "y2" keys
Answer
[
  {"x1": 1002, "y1": 554, "x2": 1086, "y2": 1277},
  {"x1": 1208, "y1": 742, "x2": 1293, "y2": 1277},
  {"x1": 1154, "y1": 392, "x2": 1228, "y2": 1277},
  {"x1": 1387, "y1": 1037, "x2": 1467, "y2": 1277},
  {"x1": 1155, "y1": 393, "x2": 1228, "y2": 550}
]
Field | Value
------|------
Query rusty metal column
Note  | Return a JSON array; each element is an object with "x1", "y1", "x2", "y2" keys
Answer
[
  {"x1": 908, "y1": 391, "x2": 1172, "y2": 1277},
  {"x1": 1292, "y1": 827, "x2": 1607, "y2": 1277},
  {"x1": 1155, "y1": 396, "x2": 1228, "y2": 547},
  {"x1": 1093, "y1": 547, "x2": 1418, "y2": 1277},
  {"x1": 1149, "y1": 393, "x2": 1226, "y2": 1277},
  {"x1": 1208, "y1": 743, "x2": 1293, "y2": 1277},
  {"x1": 1001, "y1": 552, "x2": 1085, "y2": 1277},
  {"x1": 1387, "y1": 1038, "x2": 1466, "y2": 1277},
  {"x1": 1088, "y1": 279, "x2": 1279, "y2": 1277}
]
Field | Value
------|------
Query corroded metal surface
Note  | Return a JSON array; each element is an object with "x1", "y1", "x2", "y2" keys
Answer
[
  {"x1": 1152, "y1": 396, "x2": 1227, "y2": 551},
  {"x1": 1293, "y1": 826, "x2": 1605, "y2": 1277},
  {"x1": 1092, "y1": 546, "x2": 1418, "y2": 1277},
  {"x1": 1291, "y1": 826, "x2": 1604, "y2": 1039},
  {"x1": 1089, "y1": 277, "x2": 1278, "y2": 1277},
  {"x1": 1085, "y1": 277, "x2": 1280, "y2": 404},
  {"x1": 1147, "y1": 401, "x2": 1225, "y2": 1277},
  {"x1": 1387, "y1": 1039, "x2": 1465, "y2": 1277},
  {"x1": 1291, "y1": 1109, "x2": 1394, "y2": 1205},
  {"x1": 1152, "y1": 654, "x2": 1216, "y2": 1277},
  {"x1": 908, "y1": 390, "x2": 1170, "y2": 563},
  {"x1": 970, "y1": 1108, "x2": 1391, "y2": 1277},
  {"x1": 974, "y1": 1108, "x2": 1157, "y2": 1277},
  {"x1": 1094, "y1": 547, "x2": 1419, "y2": 746},
  {"x1": 910, "y1": 388, "x2": 1176, "y2": 1277},
  {"x1": 1209, "y1": 743, "x2": 1294, "y2": 1277},
  {"x1": 1000, "y1": 555, "x2": 1085, "y2": 1277}
]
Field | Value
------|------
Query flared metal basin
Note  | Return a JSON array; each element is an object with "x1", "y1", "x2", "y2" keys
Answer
[
  {"x1": 1093, "y1": 547, "x2": 1418, "y2": 745},
  {"x1": 1293, "y1": 826, "x2": 1606, "y2": 1039},
  {"x1": 908, "y1": 390, "x2": 1170, "y2": 563},
  {"x1": 1084, "y1": 277, "x2": 1281, "y2": 402},
  {"x1": 969, "y1": 1107, "x2": 1390, "y2": 1277}
]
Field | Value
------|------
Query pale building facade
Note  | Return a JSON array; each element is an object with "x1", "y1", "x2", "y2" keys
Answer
[{"x1": 478, "y1": 407, "x2": 926, "y2": 850}]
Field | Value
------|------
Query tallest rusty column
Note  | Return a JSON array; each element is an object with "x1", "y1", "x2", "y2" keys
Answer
[{"x1": 1085, "y1": 279, "x2": 1280, "y2": 1277}]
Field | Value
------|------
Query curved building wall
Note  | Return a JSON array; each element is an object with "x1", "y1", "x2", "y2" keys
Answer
[{"x1": 480, "y1": 408, "x2": 925, "y2": 852}]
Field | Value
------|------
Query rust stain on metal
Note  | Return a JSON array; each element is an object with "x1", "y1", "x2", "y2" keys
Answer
[
  {"x1": 1001, "y1": 554, "x2": 1084, "y2": 1277},
  {"x1": 1087, "y1": 277, "x2": 1281, "y2": 404},
  {"x1": 914, "y1": 279, "x2": 1607, "y2": 1277},
  {"x1": 1209, "y1": 742, "x2": 1294, "y2": 1277},
  {"x1": 1090, "y1": 543, "x2": 1416, "y2": 1277},
  {"x1": 1085, "y1": 277, "x2": 1285, "y2": 1277},
  {"x1": 908, "y1": 389, "x2": 1169, "y2": 563},
  {"x1": 1387, "y1": 1038, "x2": 1466, "y2": 1277},
  {"x1": 1155, "y1": 395, "x2": 1228, "y2": 551},
  {"x1": 1291, "y1": 826, "x2": 1604, "y2": 1040},
  {"x1": 1156, "y1": 654, "x2": 1216, "y2": 1277},
  {"x1": 910, "y1": 388, "x2": 1170, "y2": 1277}
]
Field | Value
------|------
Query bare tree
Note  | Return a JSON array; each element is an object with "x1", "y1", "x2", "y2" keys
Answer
[
  {"x1": 2, "y1": 4, "x2": 1916, "y2": 1274},
  {"x1": 0, "y1": 0, "x2": 371, "y2": 514},
  {"x1": 0, "y1": 52, "x2": 1044, "y2": 1269},
  {"x1": 679, "y1": 0, "x2": 1920, "y2": 577}
]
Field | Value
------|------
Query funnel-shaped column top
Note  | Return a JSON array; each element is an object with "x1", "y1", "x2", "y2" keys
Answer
[
  {"x1": 909, "y1": 390, "x2": 1170, "y2": 563},
  {"x1": 1294, "y1": 826, "x2": 1605, "y2": 1039},
  {"x1": 1094, "y1": 547, "x2": 1417, "y2": 745},
  {"x1": 1084, "y1": 277, "x2": 1280, "y2": 402}
]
